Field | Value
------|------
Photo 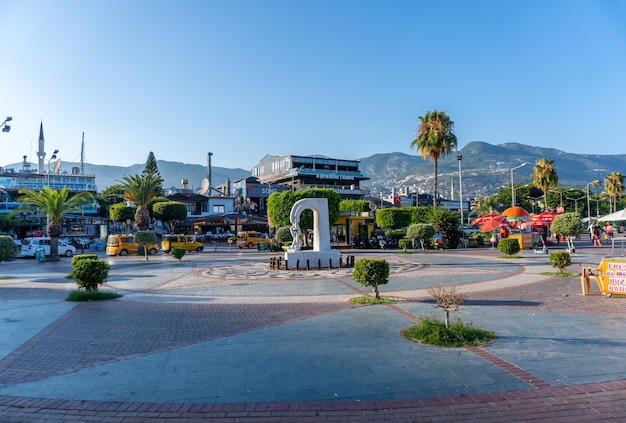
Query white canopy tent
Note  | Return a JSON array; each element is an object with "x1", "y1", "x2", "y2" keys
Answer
[{"x1": 597, "y1": 209, "x2": 626, "y2": 222}]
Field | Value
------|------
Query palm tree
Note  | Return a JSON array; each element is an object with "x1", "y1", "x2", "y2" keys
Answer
[
  {"x1": 532, "y1": 158, "x2": 558, "y2": 211},
  {"x1": 120, "y1": 174, "x2": 163, "y2": 230},
  {"x1": 410, "y1": 110, "x2": 457, "y2": 208},
  {"x1": 604, "y1": 172, "x2": 624, "y2": 213},
  {"x1": 16, "y1": 187, "x2": 93, "y2": 261},
  {"x1": 469, "y1": 194, "x2": 499, "y2": 218}
]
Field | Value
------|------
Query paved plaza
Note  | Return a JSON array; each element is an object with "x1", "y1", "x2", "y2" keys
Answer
[{"x1": 1, "y1": 242, "x2": 625, "y2": 422}]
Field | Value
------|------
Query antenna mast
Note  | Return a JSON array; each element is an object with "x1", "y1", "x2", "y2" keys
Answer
[
  {"x1": 80, "y1": 132, "x2": 85, "y2": 175},
  {"x1": 207, "y1": 152, "x2": 213, "y2": 195}
]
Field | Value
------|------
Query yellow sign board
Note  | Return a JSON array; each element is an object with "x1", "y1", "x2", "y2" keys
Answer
[{"x1": 581, "y1": 258, "x2": 626, "y2": 296}]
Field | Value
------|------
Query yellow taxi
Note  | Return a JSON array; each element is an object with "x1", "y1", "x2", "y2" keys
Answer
[
  {"x1": 106, "y1": 234, "x2": 159, "y2": 256},
  {"x1": 161, "y1": 234, "x2": 204, "y2": 253}
]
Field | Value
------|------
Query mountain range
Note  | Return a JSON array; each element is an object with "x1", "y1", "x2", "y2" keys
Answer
[{"x1": 4, "y1": 141, "x2": 625, "y2": 199}]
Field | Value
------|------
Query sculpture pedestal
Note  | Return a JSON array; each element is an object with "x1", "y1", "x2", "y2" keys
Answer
[{"x1": 285, "y1": 250, "x2": 342, "y2": 270}]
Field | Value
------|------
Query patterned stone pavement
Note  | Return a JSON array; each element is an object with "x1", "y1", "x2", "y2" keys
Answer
[{"x1": 0, "y1": 243, "x2": 625, "y2": 422}]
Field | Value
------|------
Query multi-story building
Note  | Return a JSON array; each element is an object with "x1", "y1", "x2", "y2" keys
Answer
[{"x1": 251, "y1": 154, "x2": 370, "y2": 199}]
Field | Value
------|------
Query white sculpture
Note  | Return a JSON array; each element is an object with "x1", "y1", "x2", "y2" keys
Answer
[{"x1": 285, "y1": 198, "x2": 341, "y2": 269}]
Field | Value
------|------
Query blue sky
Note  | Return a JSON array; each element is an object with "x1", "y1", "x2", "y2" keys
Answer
[{"x1": 1, "y1": 0, "x2": 625, "y2": 171}]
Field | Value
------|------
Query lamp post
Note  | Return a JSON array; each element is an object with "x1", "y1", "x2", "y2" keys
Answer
[
  {"x1": 45, "y1": 149, "x2": 58, "y2": 188},
  {"x1": 526, "y1": 195, "x2": 543, "y2": 214},
  {"x1": 1, "y1": 116, "x2": 11, "y2": 133},
  {"x1": 456, "y1": 151, "x2": 463, "y2": 226},
  {"x1": 510, "y1": 163, "x2": 527, "y2": 207},
  {"x1": 549, "y1": 188, "x2": 573, "y2": 210},
  {"x1": 586, "y1": 180, "x2": 600, "y2": 223},
  {"x1": 566, "y1": 195, "x2": 586, "y2": 215}
]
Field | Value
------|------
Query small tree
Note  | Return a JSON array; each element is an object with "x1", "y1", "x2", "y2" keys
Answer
[
  {"x1": 275, "y1": 226, "x2": 293, "y2": 243},
  {"x1": 171, "y1": 247, "x2": 186, "y2": 262},
  {"x1": 550, "y1": 251, "x2": 571, "y2": 273},
  {"x1": 152, "y1": 201, "x2": 188, "y2": 233},
  {"x1": 498, "y1": 238, "x2": 521, "y2": 257},
  {"x1": 352, "y1": 259, "x2": 389, "y2": 299},
  {"x1": 375, "y1": 208, "x2": 412, "y2": 231},
  {"x1": 429, "y1": 282, "x2": 466, "y2": 328},
  {"x1": 550, "y1": 212, "x2": 584, "y2": 253},
  {"x1": 71, "y1": 255, "x2": 110, "y2": 291},
  {"x1": 406, "y1": 223, "x2": 435, "y2": 250},
  {"x1": 0, "y1": 235, "x2": 18, "y2": 262},
  {"x1": 134, "y1": 230, "x2": 158, "y2": 260}
]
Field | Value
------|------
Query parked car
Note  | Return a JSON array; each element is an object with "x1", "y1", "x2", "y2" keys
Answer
[
  {"x1": 236, "y1": 231, "x2": 269, "y2": 249},
  {"x1": 20, "y1": 237, "x2": 76, "y2": 257},
  {"x1": 106, "y1": 234, "x2": 159, "y2": 256},
  {"x1": 161, "y1": 234, "x2": 204, "y2": 253}
]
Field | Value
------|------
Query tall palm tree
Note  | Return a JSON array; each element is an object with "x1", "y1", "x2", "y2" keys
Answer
[
  {"x1": 468, "y1": 194, "x2": 499, "y2": 218},
  {"x1": 532, "y1": 158, "x2": 558, "y2": 211},
  {"x1": 120, "y1": 174, "x2": 163, "y2": 230},
  {"x1": 604, "y1": 172, "x2": 624, "y2": 213},
  {"x1": 16, "y1": 187, "x2": 93, "y2": 261},
  {"x1": 410, "y1": 110, "x2": 457, "y2": 208}
]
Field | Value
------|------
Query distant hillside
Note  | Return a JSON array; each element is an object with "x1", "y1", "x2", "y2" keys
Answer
[
  {"x1": 4, "y1": 141, "x2": 626, "y2": 199},
  {"x1": 360, "y1": 141, "x2": 626, "y2": 198}
]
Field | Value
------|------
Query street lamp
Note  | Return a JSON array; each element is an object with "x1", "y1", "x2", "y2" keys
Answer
[
  {"x1": 510, "y1": 163, "x2": 527, "y2": 207},
  {"x1": 566, "y1": 195, "x2": 586, "y2": 215},
  {"x1": 46, "y1": 149, "x2": 58, "y2": 188},
  {"x1": 586, "y1": 180, "x2": 600, "y2": 223},
  {"x1": 1, "y1": 116, "x2": 12, "y2": 133},
  {"x1": 526, "y1": 195, "x2": 543, "y2": 214},
  {"x1": 549, "y1": 188, "x2": 574, "y2": 209},
  {"x1": 456, "y1": 151, "x2": 463, "y2": 226}
]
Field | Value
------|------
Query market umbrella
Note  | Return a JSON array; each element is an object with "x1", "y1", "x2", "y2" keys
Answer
[
  {"x1": 502, "y1": 206, "x2": 530, "y2": 220},
  {"x1": 479, "y1": 215, "x2": 507, "y2": 232},
  {"x1": 598, "y1": 208, "x2": 626, "y2": 222},
  {"x1": 471, "y1": 213, "x2": 500, "y2": 226},
  {"x1": 532, "y1": 211, "x2": 556, "y2": 226}
]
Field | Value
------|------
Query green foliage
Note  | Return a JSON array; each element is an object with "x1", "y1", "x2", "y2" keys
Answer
[
  {"x1": 171, "y1": 247, "x2": 186, "y2": 261},
  {"x1": 375, "y1": 208, "x2": 411, "y2": 230},
  {"x1": 550, "y1": 213, "x2": 584, "y2": 237},
  {"x1": 339, "y1": 199, "x2": 371, "y2": 213},
  {"x1": 66, "y1": 290, "x2": 122, "y2": 301},
  {"x1": 407, "y1": 206, "x2": 431, "y2": 224},
  {"x1": 0, "y1": 214, "x2": 19, "y2": 233},
  {"x1": 71, "y1": 254, "x2": 99, "y2": 266},
  {"x1": 0, "y1": 235, "x2": 18, "y2": 261},
  {"x1": 349, "y1": 296, "x2": 400, "y2": 305},
  {"x1": 275, "y1": 226, "x2": 293, "y2": 243},
  {"x1": 406, "y1": 223, "x2": 435, "y2": 250},
  {"x1": 352, "y1": 259, "x2": 389, "y2": 299},
  {"x1": 72, "y1": 256, "x2": 110, "y2": 291},
  {"x1": 403, "y1": 316, "x2": 495, "y2": 347},
  {"x1": 398, "y1": 239, "x2": 413, "y2": 250},
  {"x1": 109, "y1": 203, "x2": 136, "y2": 222},
  {"x1": 152, "y1": 201, "x2": 188, "y2": 232},
  {"x1": 267, "y1": 188, "x2": 340, "y2": 229},
  {"x1": 426, "y1": 208, "x2": 461, "y2": 249},
  {"x1": 135, "y1": 230, "x2": 158, "y2": 259},
  {"x1": 549, "y1": 251, "x2": 571, "y2": 272},
  {"x1": 498, "y1": 238, "x2": 521, "y2": 257},
  {"x1": 147, "y1": 196, "x2": 169, "y2": 218},
  {"x1": 119, "y1": 173, "x2": 163, "y2": 230}
]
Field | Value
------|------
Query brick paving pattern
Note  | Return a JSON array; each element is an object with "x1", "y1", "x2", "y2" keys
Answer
[{"x1": 1, "y1": 246, "x2": 625, "y2": 422}]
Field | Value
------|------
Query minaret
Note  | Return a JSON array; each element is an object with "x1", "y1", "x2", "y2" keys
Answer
[{"x1": 36, "y1": 122, "x2": 45, "y2": 174}]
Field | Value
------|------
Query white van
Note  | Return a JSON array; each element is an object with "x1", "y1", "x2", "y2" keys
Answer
[{"x1": 20, "y1": 237, "x2": 76, "y2": 257}]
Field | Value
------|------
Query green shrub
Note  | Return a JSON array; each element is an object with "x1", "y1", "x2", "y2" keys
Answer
[
  {"x1": 171, "y1": 247, "x2": 186, "y2": 261},
  {"x1": 549, "y1": 251, "x2": 571, "y2": 272},
  {"x1": 398, "y1": 239, "x2": 413, "y2": 251},
  {"x1": 0, "y1": 235, "x2": 18, "y2": 262},
  {"x1": 72, "y1": 257, "x2": 110, "y2": 291},
  {"x1": 71, "y1": 254, "x2": 99, "y2": 266},
  {"x1": 498, "y1": 238, "x2": 521, "y2": 257},
  {"x1": 275, "y1": 226, "x2": 293, "y2": 243},
  {"x1": 352, "y1": 259, "x2": 389, "y2": 299},
  {"x1": 403, "y1": 316, "x2": 495, "y2": 347}
]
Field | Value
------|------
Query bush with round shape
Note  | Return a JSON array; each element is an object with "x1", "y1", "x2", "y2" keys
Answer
[
  {"x1": 72, "y1": 256, "x2": 110, "y2": 291},
  {"x1": 171, "y1": 247, "x2": 186, "y2": 261},
  {"x1": 498, "y1": 238, "x2": 521, "y2": 257},
  {"x1": 352, "y1": 259, "x2": 389, "y2": 299},
  {"x1": 406, "y1": 223, "x2": 435, "y2": 250},
  {"x1": 398, "y1": 239, "x2": 412, "y2": 251},
  {"x1": 0, "y1": 235, "x2": 18, "y2": 262},
  {"x1": 549, "y1": 251, "x2": 571, "y2": 272}
]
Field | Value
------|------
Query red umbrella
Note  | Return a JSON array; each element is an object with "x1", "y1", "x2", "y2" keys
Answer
[
  {"x1": 471, "y1": 213, "x2": 500, "y2": 226},
  {"x1": 479, "y1": 215, "x2": 507, "y2": 232}
]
